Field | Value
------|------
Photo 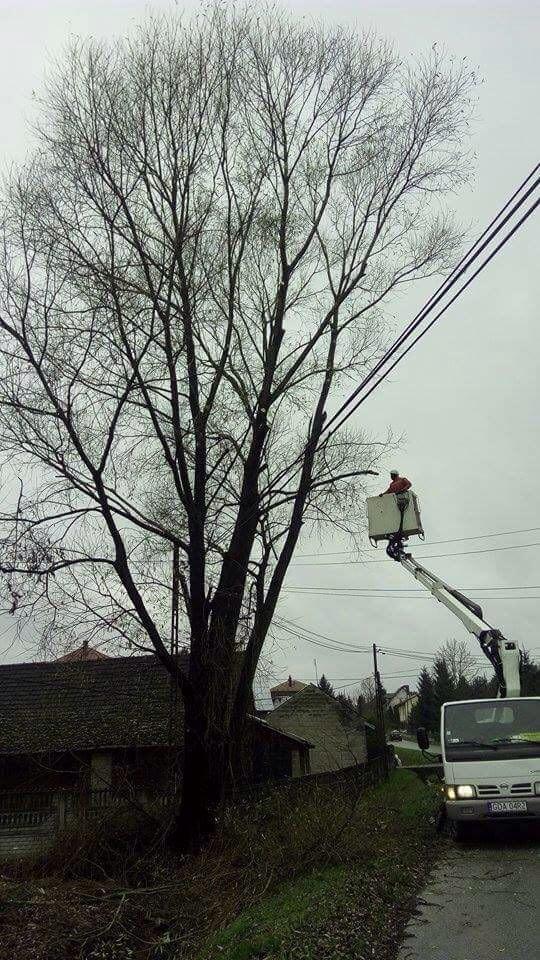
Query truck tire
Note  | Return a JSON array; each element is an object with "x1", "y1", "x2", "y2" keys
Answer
[{"x1": 452, "y1": 820, "x2": 476, "y2": 843}]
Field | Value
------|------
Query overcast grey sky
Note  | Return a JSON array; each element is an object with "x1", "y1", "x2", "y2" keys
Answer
[{"x1": 0, "y1": 1, "x2": 539, "y2": 701}]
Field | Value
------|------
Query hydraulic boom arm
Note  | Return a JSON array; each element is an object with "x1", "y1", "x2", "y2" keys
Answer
[
  {"x1": 397, "y1": 551, "x2": 521, "y2": 698},
  {"x1": 367, "y1": 490, "x2": 522, "y2": 697}
]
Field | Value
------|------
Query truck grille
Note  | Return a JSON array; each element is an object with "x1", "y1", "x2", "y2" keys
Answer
[
  {"x1": 476, "y1": 782, "x2": 533, "y2": 797},
  {"x1": 477, "y1": 785, "x2": 500, "y2": 796},
  {"x1": 510, "y1": 783, "x2": 533, "y2": 795}
]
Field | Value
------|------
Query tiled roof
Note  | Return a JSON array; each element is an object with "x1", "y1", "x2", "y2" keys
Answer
[
  {"x1": 0, "y1": 655, "x2": 311, "y2": 757},
  {"x1": 0, "y1": 655, "x2": 182, "y2": 755}
]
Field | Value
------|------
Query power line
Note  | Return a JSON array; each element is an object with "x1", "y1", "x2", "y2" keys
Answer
[
  {"x1": 323, "y1": 170, "x2": 540, "y2": 435},
  {"x1": 283, "y1": 584, "x2": 540, "y2": 593},
  {"x1": 275, "y1": 623, "x2": 373, "y2": 656},
  {"x1": 202, "y1": 166, "x2": 540, "y2": 562},
  {"x1": 275, "y1": 614, "x2": 436, "y2": 658},
  {"x1": 253, "y1": 163, "x2": 539, "y2": 515},
  {"x1": 284, "y1": 587, "x2": 540, "y2": 600},
  {"x1": 285, "y1": 583, "x2": 540, "y2": 592},
  {"x1": 273, "y1": 620, "x2": 488, "y2": 680},
  {"x1": 323, "y1": 163, "x2": 539, "y2": 433},
  {"x1": 283, "y1": 590, "x2": 540, "y2": 601},
  {"x1": 295, "y1": 525, "x2": 540, "y2": 558},
  {"x1": 276, "y1": 615, "x2": 487, "y2": 663},
  {"x1": 224, "y1": 168, "x2": 540, "y2": 594},
  {"x1": 274, "y1": 617, "x2": 440, "y2": 662},
  {"x1": 291, "y1": 540, "x2": 540, "y2": 566}
]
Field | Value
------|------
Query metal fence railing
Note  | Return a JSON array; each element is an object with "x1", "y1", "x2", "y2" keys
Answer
[
  {"x1": 0, "y1": 809, "x2": 56, "y2": 830},
  {"x1": 0, "y1": 790, "x2": 56, "y2": 811},
  {"x1": 0, "y1": 785, "x2": 180, "y2": 830}
]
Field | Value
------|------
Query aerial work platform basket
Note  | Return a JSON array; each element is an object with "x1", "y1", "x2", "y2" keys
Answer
[{"x1": 367, "y1": 492, "x2": 424, "y2": 545}]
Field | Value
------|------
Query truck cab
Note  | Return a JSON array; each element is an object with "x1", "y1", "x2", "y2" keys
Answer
[{"x1": 441, "y1": 697, "x2": 540, "y2": 826}]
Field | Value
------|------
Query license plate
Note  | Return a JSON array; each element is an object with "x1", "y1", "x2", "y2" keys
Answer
[{"x1": 487, "y1": 800, "x2": 527, "y2": 813}]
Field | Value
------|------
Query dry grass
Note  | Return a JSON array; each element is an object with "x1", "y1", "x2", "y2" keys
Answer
[{"x1": 0, "y1": 771, "x2": 440, "y2": 960}]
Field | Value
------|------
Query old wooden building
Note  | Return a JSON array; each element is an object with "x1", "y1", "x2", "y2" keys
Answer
[{"x1": 0, "y1": 651, "x2": 312, "y2": 796}]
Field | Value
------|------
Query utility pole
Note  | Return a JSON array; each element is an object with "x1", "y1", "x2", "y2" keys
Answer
[{"x1": 373, "y1": 643, "x2": 388, "y2": 773}]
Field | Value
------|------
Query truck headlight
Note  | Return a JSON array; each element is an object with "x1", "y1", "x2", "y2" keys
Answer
[
  {"x1": 446, "y1": 784, "x2": 476, "y2": 800},
  {"x1": 456, "y1": 784, "x2": 476, "y2": 799}
]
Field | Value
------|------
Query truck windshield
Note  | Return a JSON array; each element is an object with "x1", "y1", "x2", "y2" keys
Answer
[{"x1": 444, "y1": 699, "x2": 540, "y2": 759}]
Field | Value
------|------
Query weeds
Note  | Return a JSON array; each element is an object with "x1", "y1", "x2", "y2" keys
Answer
[{"x1": 0, "y1": 771, "x2": 440, "y2": 960}]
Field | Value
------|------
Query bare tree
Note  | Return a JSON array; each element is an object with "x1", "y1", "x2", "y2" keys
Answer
[
  {"x1": 0, "y1": 5, "x2": 474, "y2": 845},
  {"x1": 437, "y1": 638, "x2": 478, "y2": 684}
]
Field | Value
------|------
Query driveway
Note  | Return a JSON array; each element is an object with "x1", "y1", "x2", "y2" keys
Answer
[{"x1": 398, "y1": 823, "x2": 540, "y2": 960}]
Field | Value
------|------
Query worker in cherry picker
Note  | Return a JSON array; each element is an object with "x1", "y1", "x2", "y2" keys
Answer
[{"x1": 379, "y1": 469, "x2": 412, "y2": 497}]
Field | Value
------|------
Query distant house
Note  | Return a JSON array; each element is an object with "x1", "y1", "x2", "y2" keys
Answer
[
  {"x1": 269, "y1": 676, "x2": 307, "y2": 706},
  {"x1": 387, "y1": 684, "x2": 412, "y2": 710},
  {"x1": 397, "y1": 693, "x2": 419, "y2": 725},
  {"x1": 266, "y1": 683, "x2": 370, "y2": 774},
  {"x1": 0, "y1": 651, "x2": 312, "y2": 796},
  {"x1": 387, "y1": 685, "x2": 418, "y2": 725}
]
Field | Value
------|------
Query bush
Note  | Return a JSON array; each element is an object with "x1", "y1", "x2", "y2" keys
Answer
[
  {"x1": 201, "y1": 771, "x2": 440, "y2": 960},
  {"x1": 39, "y1": 803, "x2": 172, "y2": 884}
]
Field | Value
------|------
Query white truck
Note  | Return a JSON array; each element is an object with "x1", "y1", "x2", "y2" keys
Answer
[
  {"x1": 437, "y1": 696, "x2": 540, "y2": 838},
  {"x1": 367, "y1": 492, "x2": 540, "y2": 838}
]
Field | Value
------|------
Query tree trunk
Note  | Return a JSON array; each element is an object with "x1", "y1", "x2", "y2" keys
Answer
[{"x1": 169, "y1": 691, "x2": 228, "y2": 852}]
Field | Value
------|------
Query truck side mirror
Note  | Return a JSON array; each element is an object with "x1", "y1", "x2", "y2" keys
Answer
[{"x1": 416, "y1": 727, "x2": 430, "y2": 751}]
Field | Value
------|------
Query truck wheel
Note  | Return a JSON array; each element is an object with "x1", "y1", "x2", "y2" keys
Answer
[{"x1": 451, "y1": 820, "x2": 475, "y2": 843}]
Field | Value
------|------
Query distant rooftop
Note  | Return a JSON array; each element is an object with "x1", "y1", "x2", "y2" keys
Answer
[
  {"x1": 55, "y1": 641, "x2": 110, "y2": 662},
  {"x1": 270, "y1": 676, "x2": 306, "y2": 696}
]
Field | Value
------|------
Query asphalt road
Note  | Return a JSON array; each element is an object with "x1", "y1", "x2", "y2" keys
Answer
[
  {"x1": 394, "y1": 738, "x2": 422, "y2": 751},
  {"x1": 398, "y1": 823, "x2": 540, "y2": 960}
]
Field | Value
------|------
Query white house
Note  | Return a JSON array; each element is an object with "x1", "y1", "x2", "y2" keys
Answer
[{"x1": 388, "y1": 685, "x2": 419, "y2": 725}]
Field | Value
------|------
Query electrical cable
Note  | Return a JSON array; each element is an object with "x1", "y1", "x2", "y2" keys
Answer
[
  {"x1": 283, "y1": 583, "x2": 540, "y2": 592},
  {"x1": 282, "y1": 591, "x2": 540, "y2": 601},
  {"x1": 274, "y1": 614, "x2": 438, "y2": 659},
  {"x1": 322, "y1": 167, "x2": 539, "y2": 434},
  {"x1": 211, "y1": 166, "x2": 540, "y2": 563},
  {"x1": 295, "y1": 525, "x2": 540, "y2": 558},
  {"x1": 274, "y1": 618, "x2": 440, "y2": 662},
  {"x1": 325, "y1": 192, "x2": 540, "y2": 435},
  {"x1": 291, "y1": 539, "x2": 540, "y2": 565},
  {"x1": 265, "y1": 164, "x2": 540, "y2": 505}
]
